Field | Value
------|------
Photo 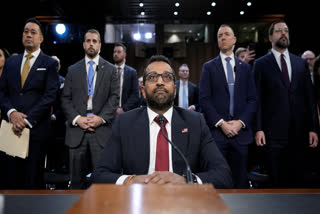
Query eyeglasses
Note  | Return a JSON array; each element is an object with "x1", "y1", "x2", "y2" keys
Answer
[
  {"x1": 274, "y1": 28, "x2": 289, "y2": 33},
  {"x1": 145, "y1": 72, "x2": 174, "y2": 83}
]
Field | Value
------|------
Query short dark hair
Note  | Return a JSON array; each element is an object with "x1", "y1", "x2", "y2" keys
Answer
[
  {"x1": 84, "y1": 29, "x2": 101, "y2": 43},
  {"x1": 143, "y1": 55, "x2": 176, "y2": 85},
  {"x1": 25, "y1": 18, "x2": 44, "y2": 36},
  {"x1": 114, "y1": 43, "x2": 127, "y2": 52},
  {"x1": 219, "y1": 24, "x2": 235, "y2": 36},
  {"x1": 268, "y1": 20, "x2": 287, "y2": 36},
  {"x1": 179, "y1": 63, "x2": 189, "y2": 71}
]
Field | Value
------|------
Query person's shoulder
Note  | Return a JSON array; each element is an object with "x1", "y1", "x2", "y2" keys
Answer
[
  {"x1": 125, "y1": 65, "x2": 136, "y2": 72},
  {"x1": 188, "y1": 81, "x2": 197, "y2": 87},
  {"x1": 118, "y1": 106, "x2": 146, "y2": 120},
  {"x1": 174, "y1": 106, "x2": 201, "y2": 120},
  {"x1": 203, "y1": 56, "x2": 219, "y2": 66},
  {"x1": 99, "y1": 57, "x2": 116, "y2": 69}
]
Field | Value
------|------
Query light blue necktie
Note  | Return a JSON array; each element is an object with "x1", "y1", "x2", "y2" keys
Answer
[
  {"x1": 225, "y1": 57, "x2": 234, "y2": 116},
  {"x1": 182, "y1": 82, "x2": 188, "y2": 109},
  {"x1": 88, "y1": 60, "x2": 94, "y2": 97}
]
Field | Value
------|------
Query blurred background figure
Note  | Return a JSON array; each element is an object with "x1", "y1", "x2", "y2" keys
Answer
[
  {"x1": 235, "y1": 47, "x2": 256, "y2": 64},
  {"x1": 0, "y1": 48, "x2": 10, "y2": 77},
  {"x1": 137, "y1": 76, "x2": 146, "y2": 107},
  {"x1": 174, "y1": 64, "x2": 199, "y2": 111},
  {"x1": 301, "y1": 50, "x2": 316, "y2": 84}
]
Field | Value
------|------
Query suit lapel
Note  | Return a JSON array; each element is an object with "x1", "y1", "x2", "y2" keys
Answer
[
  {"x1": 268, "y1": 52, "x2": 288, "y2": 88},
  {"x1": 135, "y1": 108, "x2": 150, "y2": 173},
  {"x1": 15, "y1": 54, "x2": 23, "y2": 89},
  {"x1": 216, "y1": 56, "x2": 229, "y2": 92},
  {"x1": 79, "y1": 59, "x2": 88, "y2": 96},
  {"x1": 234, "y1": 58, "x2": 242, "y2": 103},
  {"x1": 93, "y1": 57, "x2": 105, "y2": 98},
  {"x1": 171, "y1": 109, "x2": 189, "y2": 172},
  {"x1": 289, "y1": 53, "x2": 297, "y2": 90}
]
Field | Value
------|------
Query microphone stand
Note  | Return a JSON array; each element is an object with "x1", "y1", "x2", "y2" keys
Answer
[{"x1": 158, "y1": 115, "x2": 193, "y2": 184}]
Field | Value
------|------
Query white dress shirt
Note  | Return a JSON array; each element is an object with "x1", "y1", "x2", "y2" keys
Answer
[
  {"x1": 72, "y1": 55, "x2": 99, "y2": 125},
  {"x1": 178, "y1": 80, "x2": 189, "y2": 108},
  {"x1": 116, "y1": 107, "x2": 202, "y2": 184},
  {"x1": 115, "y1": 63, "x2": 125, "y2": 107}
]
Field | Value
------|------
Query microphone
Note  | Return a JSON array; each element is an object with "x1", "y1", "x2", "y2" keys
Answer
[
  {"x1": 96, "y1": 65, "x2": 99, "y2": 72},
  {"x1": 157, "y1": 114, "x2": 194, "y2": 184},
  {"x1": 234, "y1": 66, "x2": 236, "y2": 73}
]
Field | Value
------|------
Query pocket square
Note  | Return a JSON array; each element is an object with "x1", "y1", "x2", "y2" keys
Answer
[
  {"x1": 182, "y1": 128, "x2": 188, "y2": 133},
  {"x1": 36, "y1": 68, "x2": 47, "y2": 71}
]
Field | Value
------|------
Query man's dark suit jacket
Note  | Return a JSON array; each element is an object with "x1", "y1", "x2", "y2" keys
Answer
[
  {"x1": 61, "y1": 57, "x2": 119, "y2": 148},
  {"x1": 254, "y1": 51, "x2": 319, "y2": 143},
  {"x1": 121, "y1": 65, "x2": 139, "y2": 111},
  {"x1": 0, "y1": 51, "x2": 59, "y2": 140},
  {"x1": 91, "y1": 106, "x2": 233, "y2": 188},
  {"x1": 174, "y1": 80, "x2": 199, "y2": 110},
  {"x1": 199, "y1": 55, "x2": 257, "y2": 143}
]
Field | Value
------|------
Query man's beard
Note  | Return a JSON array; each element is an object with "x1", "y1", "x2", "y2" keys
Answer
[
  {"x1": 275, "y1": 36, "x2": 290, "y2": 49},
  {"x1": 145, "y1": 87, "x2": 175, "y2": 111},
  {"x1": 86, "y1": 48, "x2": 98, "y2": 58}
]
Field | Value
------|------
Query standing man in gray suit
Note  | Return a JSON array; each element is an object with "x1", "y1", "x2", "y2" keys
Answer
[{"x1": 61, "y1": 29, "x2": 119, "y2": 189}]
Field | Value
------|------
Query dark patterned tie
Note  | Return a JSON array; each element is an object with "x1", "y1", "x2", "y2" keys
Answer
[{"x1": 281, "y1": 54, "x2": 290, "y2": 88}]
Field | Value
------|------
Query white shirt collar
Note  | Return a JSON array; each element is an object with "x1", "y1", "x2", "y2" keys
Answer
[
  {"x1": 85, "y1": 55, "x2": 99, "y2": 66},
  {"x1": 147, "y1": 106, "x2": 173, "y2": 126},
  {"x1": 24, "y1": 48, "x2": 41, "y2": 59},
  {"x1": 220, "y1": 52, "x2": 235, "y2": 62},
  {"x1": 115, "y1": 63, "x2": 125, "y2": 70},
  {"x1": 271, "y1": 48, "x2": 289, "y2": 59}
]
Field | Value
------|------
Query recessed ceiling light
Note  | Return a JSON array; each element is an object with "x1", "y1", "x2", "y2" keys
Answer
[
  {"x1": 174, "y1": 11, "x2": 178, "y2": 15},
  {"x1": 207, "y1": 11, "x2": 212, "y2": 15},
  {"x1": 141, "y1": 11, "x2": 145, "y2": 16},
  {"x1": 139, "y1": 2, "x2": 144, "y2": 7},
  {"x1": 240, "y1": 11, "x2": 244, "y2": 15},
  {"x1": 175, "y1": 2, "x2": 180, "y2": 7},
  {"x1": 211, "y1": 2, "x2": 216, "y2": 7},
  {"x1": 247, "y1": 2, "x2": 252, "y2": 6}
]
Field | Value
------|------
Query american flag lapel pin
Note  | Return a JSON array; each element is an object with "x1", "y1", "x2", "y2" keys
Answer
[{"x1": 182, "y1": 128, "x2": 188, "y2": 133}]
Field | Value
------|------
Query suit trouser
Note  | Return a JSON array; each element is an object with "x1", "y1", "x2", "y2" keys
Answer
[
  {"x1": 69, "y1": 132, "x2": 103, "y2": 189},
  {"x1": 264, "y1": 140, "x2": 306, "y2": 188},
  {"x1": 216, "y1": 138, "x2": 249, "y2": 188},
  {"x1": 0, "y1": 139, "x2": 46, "y2": 189}
]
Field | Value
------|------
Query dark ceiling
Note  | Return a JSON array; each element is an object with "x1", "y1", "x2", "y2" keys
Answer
[
  {"x1": 3, "y1": 0, "x2": 311, "y2": 24},
  {"x1": 0, "y1": 0, "x2": 318, "y2": 54}
]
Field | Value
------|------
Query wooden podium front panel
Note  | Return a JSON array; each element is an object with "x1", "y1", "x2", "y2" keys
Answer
[{"x1": 66, "y1": 184, "x2": 231, "y2": 214}]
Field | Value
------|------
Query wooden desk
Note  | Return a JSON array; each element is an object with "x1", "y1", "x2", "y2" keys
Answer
[
  {"x1": 66, "y1": 184, "x2": 231, "y2": 214},
  {"x1": 1, "y1": 188, "x2": 320, "y2": 214}
]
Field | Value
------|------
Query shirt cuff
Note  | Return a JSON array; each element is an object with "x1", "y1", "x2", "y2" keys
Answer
[
  {"x1": 239, "y1": 120, "x2": 246, "y2": 128},
  {"x1": 7, "y1": 109, "x2": 17, "y2": 121},
  {"x1": 24, "y1": 119, "x2": 33, "y2": 128},
  {"x1": 116, "y1": 175, "x2": 130, "y2": 185},
  {"x1": 72, "y1": 115, "x2": 81, "y2": 126},
  {"x1": 195, "y1": 175, "x2": 203, "y2": 184},
  {"x1": 215, "y1": 119, "x2": 224, "y2": 128}
]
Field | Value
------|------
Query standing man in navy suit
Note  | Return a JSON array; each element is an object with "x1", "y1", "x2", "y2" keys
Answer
[
  {"x1": 199, "y1": 24, "x2": 257, "y2": 188},
  {"x1": 92, "y1": 55, "x2": 232, "y2": 188},
  {"x1": 113, "y1": 43, "x2": 139, "y2": 114},
  {"x1": 174, "y1": 64, "x2": 199, "y2": 111},
  {"x1": 0, "y1": 18, "x2": 59, "y2": 189},
  {"x1": 254, "y1": 20, "x2": 319, "y2": 187}
]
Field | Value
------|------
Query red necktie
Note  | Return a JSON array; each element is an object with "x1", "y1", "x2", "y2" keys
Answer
[
  {"x1": 154, "y1": 116, "x2": 169, "y2": 171},
  {"x1": 280, "y1": 54, "x2": 290, "y2": 88}
]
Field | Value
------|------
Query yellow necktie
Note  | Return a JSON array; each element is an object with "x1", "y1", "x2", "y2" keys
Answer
[{"x1": 21, "y1": 53, "x2": 33, "y2": 87}]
